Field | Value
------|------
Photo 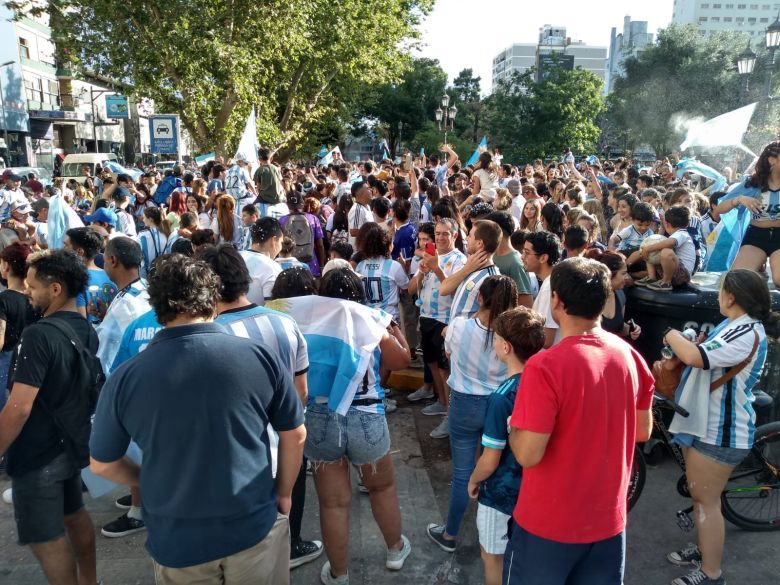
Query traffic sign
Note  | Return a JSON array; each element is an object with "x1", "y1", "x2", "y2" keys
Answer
[{"x1": 149, "y1": 115, "x2": 179, "y2": 155}]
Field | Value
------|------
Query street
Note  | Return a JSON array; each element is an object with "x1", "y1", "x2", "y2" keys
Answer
[{"x1": 0, "y1": 394, "x2": 778, "y2": 585}]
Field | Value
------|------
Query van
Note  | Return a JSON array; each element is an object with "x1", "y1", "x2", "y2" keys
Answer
[{"x1": 60, "y1": 153, "x2": 119, "y2": 184}]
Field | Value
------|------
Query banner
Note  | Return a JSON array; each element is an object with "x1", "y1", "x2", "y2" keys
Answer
[{"x1": 105, "y1": 95, "x2": 129, "y2": 119}]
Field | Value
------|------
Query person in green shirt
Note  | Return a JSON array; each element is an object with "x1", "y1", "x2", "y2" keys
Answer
[{"x1": 484, "y1": 211, "x2": 532, "y2": 308}]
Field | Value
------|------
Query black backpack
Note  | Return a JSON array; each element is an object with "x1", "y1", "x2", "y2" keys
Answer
[{"x1": 37, "y1": 317, "x2": 105, "y2": 468}]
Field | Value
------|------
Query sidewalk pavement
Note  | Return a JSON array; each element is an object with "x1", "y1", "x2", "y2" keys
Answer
[{"x1": 1, "y1": 396, "x2": 778, "y2": 584}]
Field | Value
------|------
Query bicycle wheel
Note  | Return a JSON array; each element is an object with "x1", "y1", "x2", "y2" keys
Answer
[
  {"x1": 628, "y1": 444, "x2": 646, "y2": 512},
  {"x1": 721, "y1": 422, "x2": 780, "y2": 531}
]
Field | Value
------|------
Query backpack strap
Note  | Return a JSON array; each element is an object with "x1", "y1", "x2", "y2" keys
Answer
[
  {"x1": 37, "y1": 317, "x2": 90, "y2": 355},
  {"x1": 709, "y1": 329, "x2": 759, "y2": 393}
]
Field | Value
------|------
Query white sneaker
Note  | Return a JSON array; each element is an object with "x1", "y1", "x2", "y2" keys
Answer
[
  {"x1": 384, "y1": 399, "x2": 397, "y2": 413},
  {"x1": 2, "y1": 488, "x2": 11, "y2": 504},
  {"x1": 386, "y1": 535, "x2": 412, "y2": 570},
  {"x1": 407, "y1": 385, "x2": 434, "y2": 402},
  {"x1": 421, "y1": 402, "x2": 447, "y2": 416},
  {"x1": 320, "y1": 561, "x2": 349, "y2": 584},
  {"x1": 430, "y1": 416, "x2": 450, "y2": 439}
]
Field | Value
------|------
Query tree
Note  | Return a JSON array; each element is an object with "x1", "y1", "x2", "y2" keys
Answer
[
  {"x1": 482, "y1": 67, "x2": 604, "y2": 162},
  {"x1": 609, "y1": 24, "x2": 750, "y2": 157},
  {"x1": 362, "y1": 58, "x2": 448, "y2": 156},
  {"x1": 7, "y1": 0, "x2": 433, "y2": 158},
  {"x1": 450, "y1": 68, "x2": 482, "y2": 143}
]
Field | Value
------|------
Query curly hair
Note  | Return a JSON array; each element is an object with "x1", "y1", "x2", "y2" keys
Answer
[
  {"x1": 148, "y1": 254, "x2": 220, "y2": 325},
  {"x1": 27, "y1": 249, "x2": 88, "y2": 299},
  {"x1": 746, "y1": 140, "x2": 780, "y2": 191},
  {"x1": 356, "y1": 222, "x2": 392, "y2": 259},
  {"x1": 0, "y1": 241, "x2": 33, "y2": 278}
]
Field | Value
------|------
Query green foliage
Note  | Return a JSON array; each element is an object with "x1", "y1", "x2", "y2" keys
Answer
[
  {"x1": 7, "y1": 0, "x2": 433, "y2": 158},
  {"x1": 362, "y1": 58, "x2": 448, "y2": 156},
  {"x1": 450, "y1": 68, "x2": 483, "y2": 143},
  {"x1": 609, "y1": 24, "x2": 753, "y2": 156},
  {"x1": 482, "y1": 67, "x2": 604, "y2": 162}
]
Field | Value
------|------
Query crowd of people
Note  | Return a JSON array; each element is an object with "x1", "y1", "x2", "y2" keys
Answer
[{"x1": 0, "y1": 138, "x2": 778, "y2": 585}]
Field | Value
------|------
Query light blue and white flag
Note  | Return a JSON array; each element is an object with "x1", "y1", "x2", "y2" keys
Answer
[
  {"x1": 318, "y1": 145, "x2": 328, "y2": 158},
  {"x1": 48, "y1": 192, "x2": 84, "y2": 249},
  {"x1": 266, "y1": 295, "x2": 391, "y2": 415},
  {"x1": 675, "y1": 158, "x2": 728, "y2": 194},
  {"x1": 704, "y1": 178, "x2": 760, "y2": 271},
  {"x1": 420, "y1": 147, "x2": 425, "y2": 157},
  {"x1": 319, "y1": 146, "x2": 342, "y2": 166},
  {"x1": 194, "y1": 152, "x2": 215, "y2": 164},
  {"x1": 102, "y1": 160, "x2": 143, "y2": 182},
  {"x1": 466, "y1": 136, "x2": 488, "y2": 166}
]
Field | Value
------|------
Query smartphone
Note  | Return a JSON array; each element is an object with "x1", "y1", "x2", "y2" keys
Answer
[{"x1": 425, "y1": 242, "x2": 436, "y2": 256}]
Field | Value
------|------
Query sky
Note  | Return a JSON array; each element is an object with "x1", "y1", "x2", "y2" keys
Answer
[{"x1": 416, "y1": 0, "x2": 675, "y2": 93}]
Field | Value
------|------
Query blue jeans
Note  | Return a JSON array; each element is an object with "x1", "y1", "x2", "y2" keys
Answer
[
  {"x1": 446, "y1": 390, "x2": 489, "y2": 536},
  {"x1": 0, "y1": 350, "x2": 13, "y2": 411},
  {"x1": 503, "y1": 522, "x2": 625, "y2": 585}
]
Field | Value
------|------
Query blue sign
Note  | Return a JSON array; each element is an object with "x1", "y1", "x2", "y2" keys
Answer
[
  {"x1": 105, "y1": 95, "x2": 129, "y2": 119},
  {"x1": 149, "y1": 115, "x2": 179, "y2": 155}
]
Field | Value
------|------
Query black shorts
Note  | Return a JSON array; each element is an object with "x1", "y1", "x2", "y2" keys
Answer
[
  {"x1": 420, "y1": 317, "x2": 449, "y2": 370},
  {"x1": 741, "y1": 224, "x2": 780, "y2": 256},
  {"x1": 12, "y1": 452, "x2": 84, "y2": 545}
]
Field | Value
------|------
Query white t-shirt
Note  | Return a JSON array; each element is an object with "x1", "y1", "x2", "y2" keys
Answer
[
  {"x1": 347, "y1": 202, "x2": 371, "y2": 248},
  {"x1": 473, "y1": 168, "x2": 497, "y2": 201},
  {"x1": 532, "y1": 276, "x2": 560, "y2": 344},
  {"x1": 240, "y1": 250, "x2": 282, "y2": 306},
  {"x1": 510, "y1": 195, "x2": 527, "y2": 224},
  {"x1": 670, "y1": 229, "x2": 696, "y2": 274}
]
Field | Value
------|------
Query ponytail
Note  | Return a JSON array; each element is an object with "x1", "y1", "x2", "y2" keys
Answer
[{"x1": 478, "y1": 275, "x2": 519, "y2": 348}]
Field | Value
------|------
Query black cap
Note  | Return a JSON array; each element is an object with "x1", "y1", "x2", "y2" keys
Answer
[{"x1": 287, "y1": 192, "x2": 304, "y2": 208}]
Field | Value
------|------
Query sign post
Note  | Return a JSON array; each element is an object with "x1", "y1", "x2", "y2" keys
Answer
[{"x1": 149, "y1": 115, "x2": 180, "y2": 158}]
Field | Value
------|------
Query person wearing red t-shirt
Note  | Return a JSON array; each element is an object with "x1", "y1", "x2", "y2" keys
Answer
[{"x1": 504, "y1": 257, "x2": 654, "y2": 585}]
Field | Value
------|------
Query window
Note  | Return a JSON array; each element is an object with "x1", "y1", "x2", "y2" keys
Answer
[
  {"x1": 736, "y1": 16, "x2": 745, "y2": 21},
  {"x1": 761, "y1": 17, "x2": 769, "y2": 21},
  {"x1": 18, "y1": 38, "x2": 30, "y2": 59},
  {"x1": 43, "y1": 79, "x2": 59, "y2": 105},
  {"x1": 712, "y1": 16, "x2": 721, "y2": 20},
  {"x1": 699, "y1": 16, "x2": 709, "y2": 21},
  {"x1": 24, "y1": 75, "x2": 42, "y2": 102},
  {"x1": 748, "y1": 16, "x2": 757, "y2": 22},
  {"x1": 713, "y1": 2, "x2": 721, "y2": 6},
  {"x1": 763, "y1": 3, "x2": 771, "y2": 7},
  {"x1": 750, "y1": 3, "x2": 759, "y2": 7},
  {"x1": 724, "y1": 16, "x2": 733, "y2": 20},
  {"x1": 700, "y1": 2, "x2": 709, "y2": 6},
  {"x1": 725, "y1": 3, "x2": 734, "y2": 6},
  {"x1": 737, "y1": 3, "x2": 746, "y2": 7}
]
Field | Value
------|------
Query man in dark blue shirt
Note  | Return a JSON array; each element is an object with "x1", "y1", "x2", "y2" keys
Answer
[{"x1": 90, "y1": 254, "x2": 305, "y2": 585}]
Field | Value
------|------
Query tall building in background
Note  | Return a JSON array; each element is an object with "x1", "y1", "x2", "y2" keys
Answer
[
  {"x1": 492, "y1": 25, "x2": 607, "y2": 91},
  {"x1": 672, "y1": 0, "x2": 779, "y2": 39},
  {"x1": 605, "y1": 16, "x2": 655, "y2": 94}
]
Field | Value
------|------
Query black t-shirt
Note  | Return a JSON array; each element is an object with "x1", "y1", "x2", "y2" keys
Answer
[
  {"x1": 0, "y1": 289, "x2": 39, "y2": 352},
  {"x1": 7, "y1": 311, "x2": 98, "y2": 476}
]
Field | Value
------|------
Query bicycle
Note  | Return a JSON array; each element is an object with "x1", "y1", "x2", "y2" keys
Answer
[{"x1": 627, "y1": 390, "x2": 780, "y2": 532}]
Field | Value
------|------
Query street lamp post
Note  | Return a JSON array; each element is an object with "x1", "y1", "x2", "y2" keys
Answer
[
  {"x1": 0, "y1": 60, "x2": 15, "y2": 165},
  {"x1": 765, "y1": 13, "x2": 780, "y2": 99},
  {"x1": 435, "y1": 93, "x2": 457, "y2": 160},
  {"x1": 737, "y1": 42, "x2": 757, "y2": 101}
]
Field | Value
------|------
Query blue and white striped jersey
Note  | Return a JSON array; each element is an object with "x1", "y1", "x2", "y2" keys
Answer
[
  {"x1": 276, "y1": 257, "x2": 310, "y2": 272},
  {"x1": 350, "y1": 347, "x2": 385, "y2": 414},
  {"x1": 449, "y1": 265, "x2": 499, "y2": 321},
  {"x1": 215, "y1": 304, "x2": 309, "y2": 376},
  {"x1": 356, "y1": 257, "x2": 409, "y2": 320},
  {"x1": 752, "y1": 189, "x2": 780, "y2": 221},
  {"x1": 96, "y1": 279, "x2": 150, "y2": 375},
  {"x1": 138, "y1": 228, "x2": 167, "y2": 278},
  {"x1": 445, "y1": 316, "x2": 508, "y2": 396},
  {"x1": 698, "y1": 315, "x2": 767, "y2": 450},
  {"x1": 419, "y1": 249, "x2": 467, "y2": 324}
]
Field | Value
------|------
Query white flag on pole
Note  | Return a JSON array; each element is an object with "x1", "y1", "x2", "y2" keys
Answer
[{"x1": 234, "y1": 107, "x2": 259, "y2": 165}]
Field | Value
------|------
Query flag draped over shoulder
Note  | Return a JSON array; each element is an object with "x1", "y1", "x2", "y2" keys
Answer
[
  {"x1": 48, "y1": 193, "x2": 84, "y2": 249},
  {"x1": 705, "y1": 178, "x2": 760, "y2": 271},
  {"x1": 266, "y1": 296, "x2": 391, "y2": 415}
]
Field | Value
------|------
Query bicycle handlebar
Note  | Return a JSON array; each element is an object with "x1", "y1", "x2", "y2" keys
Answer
[{"x1": 653, "y1": 393, "x2": 690, "y2": 418}]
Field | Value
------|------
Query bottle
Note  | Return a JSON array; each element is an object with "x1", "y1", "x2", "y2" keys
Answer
[{"x1": 661, "y1": 328, "x2": 698, "y2": 359}]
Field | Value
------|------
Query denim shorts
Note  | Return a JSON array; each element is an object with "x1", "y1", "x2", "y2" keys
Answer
[
  {"x1": 304, "y1": 403, "x2": 390, "y2": 466},
  {"x1": 12, "y1": 452, "x2": 84, "y2": 545},
  {"x1": 692, "y1": 439, "x2": 751, "y2": 467}
]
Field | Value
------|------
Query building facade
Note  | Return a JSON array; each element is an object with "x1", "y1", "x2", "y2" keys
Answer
[
  {"x1": 672, "y1": 0, "x2": 780, "y2": 38},
  {"x1": 492, "y1": 25, "x2": 607, "y2": 91},
  {"x1": 605, "y1": 16, "x2": 655, "y2": 94}
]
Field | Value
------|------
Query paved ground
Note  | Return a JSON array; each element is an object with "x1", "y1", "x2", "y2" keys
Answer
[{"x1": 0, "y1": 392, "x2": 778, "y2": 585}]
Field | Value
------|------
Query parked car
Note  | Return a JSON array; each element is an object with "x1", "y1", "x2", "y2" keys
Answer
[{"x1": 60, "y1": 153, "x2": 119, "y2": 184}]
